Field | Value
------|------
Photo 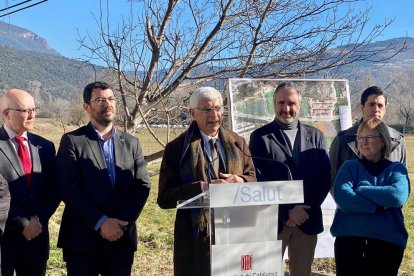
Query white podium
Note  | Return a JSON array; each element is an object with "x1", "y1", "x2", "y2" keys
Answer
[{"x1": 178, "y1": 181, "x2": 303, "y2": 276}]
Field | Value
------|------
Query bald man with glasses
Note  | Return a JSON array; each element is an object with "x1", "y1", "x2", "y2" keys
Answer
[{"x1": 0, "y1": 89, "x2": 59, "y2": 276}]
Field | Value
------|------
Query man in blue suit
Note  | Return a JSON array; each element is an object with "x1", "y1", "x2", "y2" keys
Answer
[
  {"x1": 56, "y1": 81, "x2": 150, "y2": 276},
  {"x1": 249, "y1": 81, "x2": 331, "y2": 276},
  {"x1": 0, "y1": 89, "x2": 59, "y2": 276}
]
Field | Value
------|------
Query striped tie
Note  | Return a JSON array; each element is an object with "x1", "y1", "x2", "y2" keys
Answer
[{"x1": 209, "y1": 138, "x2": 219, "y2": 179}]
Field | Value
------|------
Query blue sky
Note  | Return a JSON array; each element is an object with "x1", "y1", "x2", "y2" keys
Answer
[{"x1": 1, "y1": 0, "x2": 413, "y2": 60}]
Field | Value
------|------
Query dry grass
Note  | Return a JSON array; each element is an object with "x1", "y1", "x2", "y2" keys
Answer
[
  {"x1": 33, "y1": 119, "x2": 179, "y2": 275},
  {"x1": 31, "y1": 119, "x2": 414, "y2": 275}
]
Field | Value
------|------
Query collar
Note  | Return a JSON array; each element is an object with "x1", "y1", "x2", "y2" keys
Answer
[
  {"x1": 274, "y1": 118, "x2": 299, "y2": 130},
  {"x1": 92, "y1": 124, "x2": 117, "y2": 141},
  {"x1": 3, "y1": 124, "x2": 29, "y2": 140},
  {"x1": 199, "y1": 130, "x2": 219, "y2": 144}
]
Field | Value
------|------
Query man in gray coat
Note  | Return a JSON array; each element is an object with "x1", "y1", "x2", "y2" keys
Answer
[{"x1": 329, "y1": 86, "x2": 406, "y2": 183}]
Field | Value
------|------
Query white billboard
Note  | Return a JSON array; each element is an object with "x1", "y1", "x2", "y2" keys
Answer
[{"x1": 225, "y1": 78, "x2": 351, "y2": 146}]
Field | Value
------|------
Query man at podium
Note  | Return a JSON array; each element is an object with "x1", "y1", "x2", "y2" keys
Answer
[{"x1": 158, "y1": 87, "x2": 256, "y2": 276}]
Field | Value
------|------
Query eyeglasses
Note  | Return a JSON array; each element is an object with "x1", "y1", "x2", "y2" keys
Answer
[
  {"x1": 195, "y1": 106, "x2": 223, "y2": 114},
  {"x1": 88, "y1": 97, "x2": 116, "y2": 105},
  {"x1": 7, "y1": 107, "x2": 39, "y2": 114},
  {"x1": 357, "y1": 135, "x2": 381, "y2": 143}
]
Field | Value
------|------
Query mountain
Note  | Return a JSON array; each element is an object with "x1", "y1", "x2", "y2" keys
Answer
[
  {"x1": 332, "y1": 37, "x2": 414, "y2": 77},
  {"x1": 0, "y1": 44, "x2": 98, "y2": 100},
  {"x1": 1, "y1": 20, "x2": 414, "y2": 105},
  {"x1": 0, "y1": 21, "x2": 60, "y2": 56},
  {"x1": 0, "y1": 21, "x2": 105, "y2": 104}
]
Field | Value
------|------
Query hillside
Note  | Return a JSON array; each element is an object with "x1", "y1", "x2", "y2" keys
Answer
[
  {"x1": 1, "y1": 19, "x2": 414, "y2": 104},
  {"x1": 0, "y1": 44, "x2": 98, "y2": 100},
  {"x1": 0, "y1": 21, "x2": 104, "y2": 102},
  {"x1": 335, "y1": 37, "x2": 414, "y2": 78},
  {"x1": 0, "y1": 21, "x2": 59, "y2": 56}
]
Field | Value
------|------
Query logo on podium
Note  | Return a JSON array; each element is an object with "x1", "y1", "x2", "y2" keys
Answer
[{"x1": 241, "y1": 255, "x2": 253, "y2": 270}]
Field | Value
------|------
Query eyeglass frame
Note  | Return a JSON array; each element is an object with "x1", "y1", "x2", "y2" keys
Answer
[
  {"x1": 7, "y1": 107, "x2": 39, "y2": 114},
  {"x1": 356, "y1": 135, "x2": 381, "y2": 143},
  {"x1": 194, "y1": 105, "x2": 224, "y2": 114},
  {"x1": 87, "y1": 96, "x2": 116, "y2": 105}
]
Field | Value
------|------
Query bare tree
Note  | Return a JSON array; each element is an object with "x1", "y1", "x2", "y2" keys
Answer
[
  {"x1": 78, "y1": 0, "x2": 406, "y2": 137},
  {"x1": 385, "y1": 69, "x2": 414, "y2": 133},
  {"x1": 48, "y1": 98, "x2": 71, "y2": 133},
  {"x1": 47, "y1": 96, "x2": 87, "y2": 133}
]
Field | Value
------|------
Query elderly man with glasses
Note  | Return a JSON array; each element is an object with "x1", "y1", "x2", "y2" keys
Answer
[
  {"x1": 158, "y1": 86, "x2": 256, "y2": 276},
  {"x1": 0, "y1": 89, "x2": 59, "y2": 276}
]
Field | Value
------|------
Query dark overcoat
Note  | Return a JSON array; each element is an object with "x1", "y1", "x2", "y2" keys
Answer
[
  {"x1": 0, "y1": 126, "x2": 59, "y2": 273},
  {"x1": 56, "y1": 123, "x2": 150, "y2": 253},
  {"x1": 249, "y1": 120, "x2": 331, "y2": 235},
  {"x1": 158, "y1": 123, "x2": 256, "y2": 276}
]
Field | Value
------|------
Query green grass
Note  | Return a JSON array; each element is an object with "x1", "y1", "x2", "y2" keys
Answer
[{"x1": 31, "y1": 119, "x2": 414, "y2": 275}]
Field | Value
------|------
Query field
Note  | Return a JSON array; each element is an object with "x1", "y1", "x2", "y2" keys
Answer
[{"x1": 31, "y1": 119, "x2": 414, "y2": 275}]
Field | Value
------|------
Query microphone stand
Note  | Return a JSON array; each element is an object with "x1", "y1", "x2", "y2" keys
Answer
[{"x1": 203, "y1": 150, "x2": 216, "y2": 246}]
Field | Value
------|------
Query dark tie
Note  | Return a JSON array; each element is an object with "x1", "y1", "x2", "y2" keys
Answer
[
  {"x1": 209, "y1": 138, "x2": 219, "y2": 179},
  {"x1": 15, "y1": 136, "x2": 32, "y2": 182}
]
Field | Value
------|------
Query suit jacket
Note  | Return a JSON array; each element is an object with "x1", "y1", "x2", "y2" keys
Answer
[
  {"x1": 329, "y1": 121, "x2": 407, "y2": 184},
  {"x1": 56, "y1": 123, "x2": 150, "y2": 252},
  {"x1": 249, "y1": 120, "x2": 331, "y2": 235},
  {"x1": 0, "y1": 126, "x2": 58, "y2": 248}
]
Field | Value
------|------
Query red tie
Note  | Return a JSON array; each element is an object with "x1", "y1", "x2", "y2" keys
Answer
[{"x1": 14, "y1": 136, "x2": 32, "y2": 182}]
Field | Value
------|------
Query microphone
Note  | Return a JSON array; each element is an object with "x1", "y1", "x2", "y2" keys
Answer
[{"x1": 234, "y1": 141, "x2": 293, "y2": 180}]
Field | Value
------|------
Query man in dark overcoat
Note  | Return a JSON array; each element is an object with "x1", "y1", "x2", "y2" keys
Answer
[{"x1": 158, "y1": 87, "x2": 256, "y2": 276}]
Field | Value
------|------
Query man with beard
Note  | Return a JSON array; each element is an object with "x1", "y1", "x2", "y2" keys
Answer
[
  {"x1": 56, "y1": 81, "x2": 150, "y2": 276},
  {"x1": 249, "y1": 81, "x2": 331, "y2": 276},
  {"x1": 158, "y1": 87, "x2": 256, "y2": 276}
]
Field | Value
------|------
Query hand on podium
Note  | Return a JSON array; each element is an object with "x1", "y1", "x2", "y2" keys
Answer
[
  {"x1": 202, "y1": 173, "x2": 244, "y2": 191},
  {"x1": 218, "y1": 172, "x2": 244, "y2": 183}
]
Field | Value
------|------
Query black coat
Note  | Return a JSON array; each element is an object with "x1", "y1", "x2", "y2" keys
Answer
[
  {"x1": 158, "y1": 124, "x2": 256, "y2": 276},
  {"x1": 56, "y1": 123, "x2": 150, "y2": 252},
  {"x1": 249, "y1": 120, "x2": 331, "y2": 235},
  {"x1": 0, "y1": 126, "x2": 58, "y2": 272}
]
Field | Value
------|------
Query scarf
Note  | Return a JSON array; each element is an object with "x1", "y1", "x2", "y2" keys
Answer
[{"x1": 179, "y1": 121, "x2": 243, "y2": 238}]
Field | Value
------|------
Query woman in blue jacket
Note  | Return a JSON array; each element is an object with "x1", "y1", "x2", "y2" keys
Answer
[{"x1": 331, "y1": 117, "x2": 410, "y2": 276}]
